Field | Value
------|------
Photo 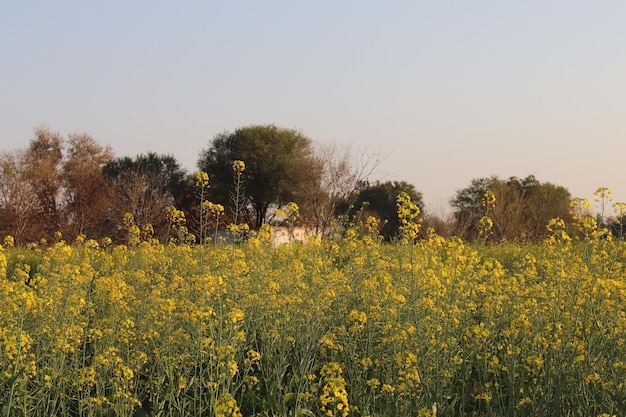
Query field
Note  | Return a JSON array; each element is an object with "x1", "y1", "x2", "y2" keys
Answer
[{"x1": 1, "y1": 228, "x2": 625, "y2": 417}]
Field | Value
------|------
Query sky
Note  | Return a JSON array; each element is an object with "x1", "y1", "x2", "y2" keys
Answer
[{"x1": 1, "y1": 1, "x2": 625, "y2": 217}]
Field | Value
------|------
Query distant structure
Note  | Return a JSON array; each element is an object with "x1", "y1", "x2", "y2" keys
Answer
[{"x1": 272, "y1": 226, "x2": 318, "y2": 246}]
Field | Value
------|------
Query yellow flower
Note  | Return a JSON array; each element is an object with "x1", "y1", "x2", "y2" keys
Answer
[
  {"x1": 232, "y1": 160, "x2": 245, "y2": 173},
  {"x1": 214, "y1": 393, "x2": 243, "y2": 417},
  {"x1": 481, "y1": 190, "x2": 496, "y2": 211},
  {"x1": 285, "y1": 202, "x2": 299, "y2": 215},
  {"x1": 3, "y1": 235, "x2": 14, "y2": 247},
  {"x1": 227, "y1": 308, "x2": 244, "y2": 324},
  {"x1": 195, "y1": 171, "x2": 210, "y2": 188}
]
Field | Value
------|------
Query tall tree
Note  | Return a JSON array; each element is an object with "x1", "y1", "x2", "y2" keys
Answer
[
  {"x1": 198, "y1": 124, "x2": 317, "y2": 228},
  {"x1": 295, "y1": 144, "x2": 384, "y2": 236},
  {"x1": 103, "y1": 152, "x2": 189, "y2": 240},
  {"x1": 23, "y1": 127, "x2": 65, "y2": 238},
  {"x1": 62, "y1": 133, "x2": 114, "y2": 239},
  {"x1": 0, "y1": 150, "x2": 39, "y2": 242},
  {"x1": 451, "y1": 175, "x2": 571, "y2": 241}
]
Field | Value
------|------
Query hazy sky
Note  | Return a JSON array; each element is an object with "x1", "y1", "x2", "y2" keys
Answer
[{"x1": 2, "y1": 1, "x2": 625, "y2": 215}]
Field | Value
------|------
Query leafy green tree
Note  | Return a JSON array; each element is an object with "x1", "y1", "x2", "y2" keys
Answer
[
  {"x1": 198, "y1": 124, "x2": 317, "y2": 228},
  {"x1": 450, "y1": 176, "x2": 496, "y2": 240},
  {"x1": 341, "y1": 180, "x2": 424, "y2": 241}
]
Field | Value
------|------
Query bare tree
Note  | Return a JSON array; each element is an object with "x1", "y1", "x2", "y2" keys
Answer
[
  {"x1": 0, "y1": 150, "x2": 39, "y2": 242},
  {"x1": 24, "y1": 127, "x2": 65, "y2": 238},
  {"x1": 62, "y1": 133, "x2": 114, "y2": 239},
  {"x1": 299, "y1": 144, "x2": 384, "y2": 236}
]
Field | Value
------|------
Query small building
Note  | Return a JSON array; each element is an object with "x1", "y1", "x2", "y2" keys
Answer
[{"x1": 272, "y1": 226, "x2": 318, "y2": 246}]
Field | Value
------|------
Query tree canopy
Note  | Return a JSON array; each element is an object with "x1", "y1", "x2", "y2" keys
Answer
[
  {"x1": 451, "y1": 175, "x2": 572, "y2": 241},
  {"x1": 103, "y1": 152, "x2": 190, "y2": 239},
  {"x1": 198, "y1": 124, "x2": 317, "y2": 228},
  {"x1": 341, "y1": 180, "x2": 424, "y2": 241},
  {"x1": 1, "y1": 125, "x2": 605, "y2": 245}
]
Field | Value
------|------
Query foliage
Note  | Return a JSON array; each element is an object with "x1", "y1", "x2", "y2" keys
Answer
[
  {"x1": 62, "y1": 133, "x2": 114, "y2": 238},
  {"x1": 198, "y1": 124, "x2": 317, "y2": 228},
  {"x1": 0, "y1": 149, "x2": 39, "y2": 242},
  {"x1": 451, "y1": 175, "x2": 571, "y2": 241},
  {"x1": 102, "y1": 152, "x2": 190, "y2": 240},
  {"x1": 340, "y1": 180, "x2": 424, "y2": 241},
  {"x1": 0, "y1": 128, "x2": 115, "y2": 243},
  {"x1": 297, "y1": 144, "x2": 381, "y2": 236}
]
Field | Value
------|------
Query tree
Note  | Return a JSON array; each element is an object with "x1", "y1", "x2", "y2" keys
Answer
[
  {"x1": 0, "y1": 150, "x2": 39, "y2": 242},
  {"x1": 24, "y1": 127, "x2": 65, "y2": 238},
  {"x1": 451, "y1": 175, "x2": 572, "y2": 241},
  {"x1": 294, "y1": 143, "x2": 385, "y2": 236},
  {"x1": 0, "y1": 127, "x2": 66, "y2": 242},
  {"x1": 450, "y1": 176, "x2": 496, "y2": 240},
  {"x1": 198, "y1": 124, "x2": 317, "y2": 228},
  {"x1": 341, "y1": 180, "x2": 424, "y2": 241},
  {"x1": 62, "y1": 133, "x2": 114, "y2": 239},
  {"x1": 103, "y1": 152, "x2": 189, "y2": 240}
]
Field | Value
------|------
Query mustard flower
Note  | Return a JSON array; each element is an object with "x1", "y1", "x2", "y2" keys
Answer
[
  {"x1": 0, "y1": 249, "x2": 6, "y2": 278},
  {"x1": 396, "y1": 191, "x2": 421, "y2": 241},
  {"x1": 481, "y1": 189, "x2": 496, "y2": 212},
  {"x1": 195, "y1": 171, "x2": 210, "y2": 188},
  {"x1": 232, "y1": 160, "x2": 245, "y2": 173},
  {"x1": 285, "y1": 202, "x2": 299, "y2": 216},
  {"x1": 214, "y1": 393, "x2": 243, "y2": 417},
  {"x1": 3, "y1": 235, "x2": 14, "y2": 247}
]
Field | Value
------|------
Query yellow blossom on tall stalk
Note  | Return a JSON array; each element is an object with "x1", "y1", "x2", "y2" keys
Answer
[
  {"x1": 123, "y1": 213, "x2": 141, "y2": 246},
  {"x1": 141, "y1": 224, "x2": 154, "y2": 242},
  {"x1": 206, "y1": 202, "x2": 225, "y2": 218},
  {"x1": 396, "y1": 191, "x2": 421, "y2": 243},
  {"x1": 166, "y1": 206, "x2": 190, "y2": 244},
  {"x1": 195, "y1": 171, "x2": 210, "y2": 189},
  {"x1": 202, "y1": 201, "x2": 225, "y2": 244},
  {"x1": 546, "y1": 217, "x2": 571, "y2": 244},
  {"x1": 593, "y1": 186, "x2": 612, "y2": 238},
  {"x1": 3, "y1": 235, "x2": 14, "y2": 247},
  {"x1": 232, "y1": 160, "x2": 245, "y2": 174},
  {"x1": 229, "y1": 160, "x2": 248, "y2": 240},
  {"x1": 273, "y1": 202, "x2": 300, "y2": 240},
  {"x1": 195, "y1": 171, "x2": 210, "y2": 243},
  {"x1": 285, "y1": 202, "x2": 299, "y2": 219},
  {"x1": 0, "y1": 245, "x2": 6, "y2": 279},
  {"x1": 570, "y1": 197, "x2": 605, "y2": 240},
  {"x1": 478, "y1": 190, "x2": 496, "y2": 241},
  {"x1": 481, "y1": 189, "x2": 496, "y2": 211}
]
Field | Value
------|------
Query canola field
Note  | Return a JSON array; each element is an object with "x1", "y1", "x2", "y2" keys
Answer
[{"x1": 1, "y1": 229, "x2": 626, "y2": 417}]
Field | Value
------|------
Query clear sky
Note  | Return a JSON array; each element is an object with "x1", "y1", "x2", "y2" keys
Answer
[{"x1": 2, "y1": 1, "x2": 625, "y2": 216}]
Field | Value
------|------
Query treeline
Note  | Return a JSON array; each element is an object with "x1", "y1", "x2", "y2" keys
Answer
[{"x1": 1, "y1": 125, "x2": 623, "y2": 245}]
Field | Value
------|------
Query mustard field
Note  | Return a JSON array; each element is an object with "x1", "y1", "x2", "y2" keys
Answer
[{"x1": 1, "y1": 231, "x2": 625, "y2": 417}]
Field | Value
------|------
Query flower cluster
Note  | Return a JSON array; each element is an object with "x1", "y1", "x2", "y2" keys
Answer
[
  {"x1": 232, "y1": 160, "x2": 245, "y2": 174},
  {"x1": 396, "y1": 191, "x2": 421, "y2": 242}
]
